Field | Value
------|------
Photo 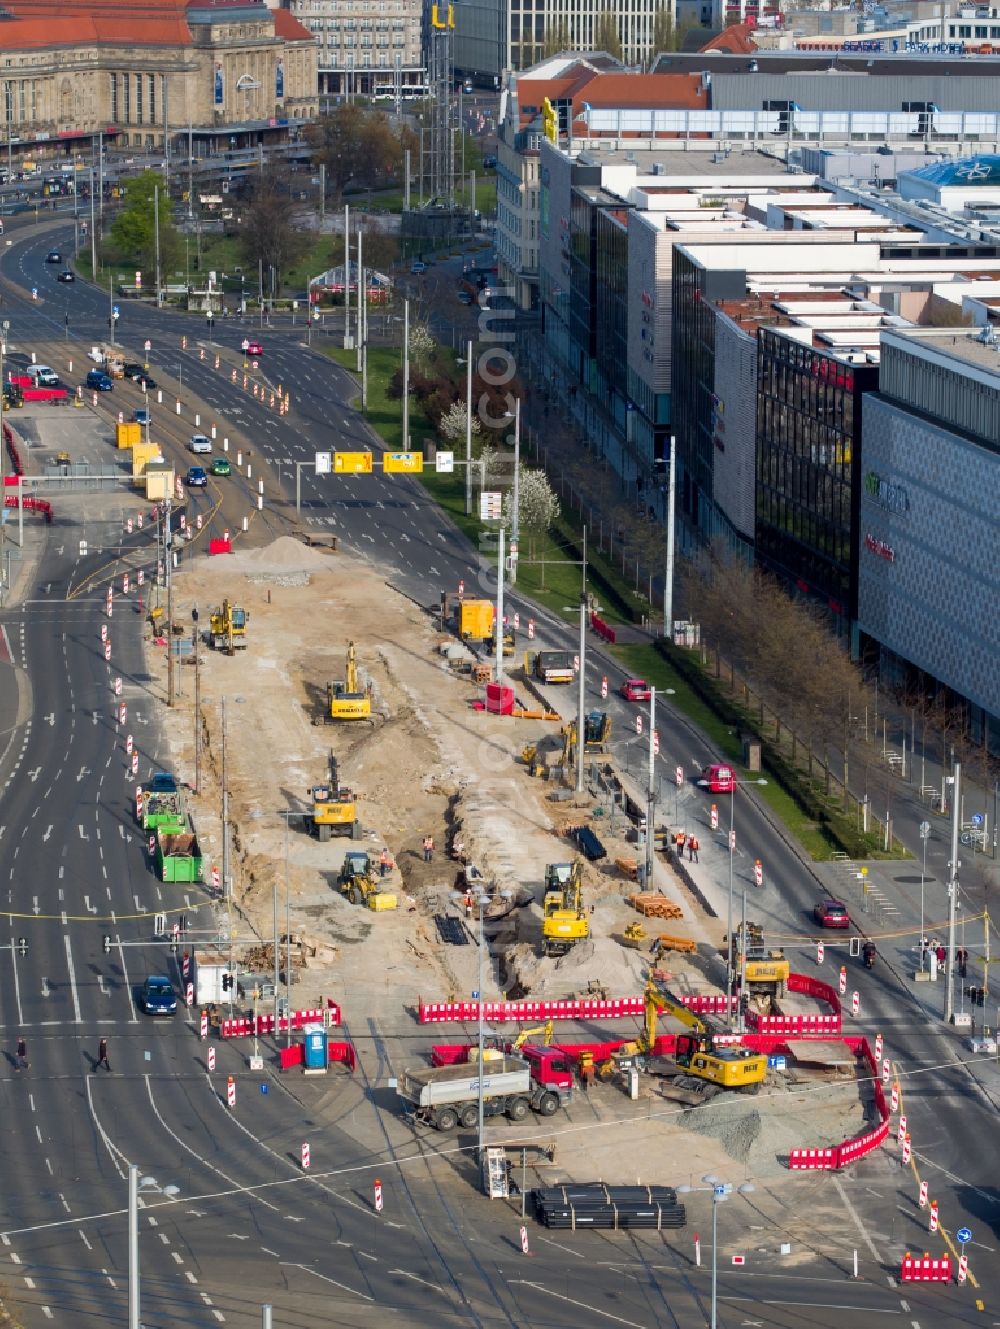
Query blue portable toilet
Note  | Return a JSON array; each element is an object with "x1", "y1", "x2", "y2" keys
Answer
[{"x1": 303, "y1": 1024, "x2": 329, "y2": 1071}]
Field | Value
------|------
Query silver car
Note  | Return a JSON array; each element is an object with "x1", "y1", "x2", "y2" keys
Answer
[{"x1": 189, "y1": 433, "x2": 212, "y2": 454}]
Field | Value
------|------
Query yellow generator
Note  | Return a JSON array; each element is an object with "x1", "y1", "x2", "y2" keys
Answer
[
  {"x1": 327, "y1": 642, "x2": 373, "y2": 722},
  {"x1": 209, "y1": 599, "x2": 249, "y2": 655},
  {"x1": 541, "y1": 861, "x2": 590, "y2": 956}
]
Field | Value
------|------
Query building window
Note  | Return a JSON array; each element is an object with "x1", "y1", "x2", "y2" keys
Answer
[
  {"x1": 18, "y1": 81, "x2": 25, "y2": 122},
  {"x1": 123, "y1": 71, "x2": 130, "y2": 122},
  {"x1": 3, "y1": 81, "x2": 12, "y2": 125},
  {"x1": 135, "y1": 73, "x2": 142, "y2": 124},
  {"x1": 149, "y1": 74, "x2": 156, "y2": 123}
]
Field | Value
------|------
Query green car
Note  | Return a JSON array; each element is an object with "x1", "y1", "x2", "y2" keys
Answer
[{"x1": 210, "y1": 457, "x2": 231, "y2": 476}]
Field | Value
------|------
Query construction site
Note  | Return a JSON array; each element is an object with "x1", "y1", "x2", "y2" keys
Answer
[{"x1": 149, "y1": 534, "x2": 888, "y2": 1200}]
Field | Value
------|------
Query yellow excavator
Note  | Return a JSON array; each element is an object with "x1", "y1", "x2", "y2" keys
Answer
[
  {"x1": 601, "y1": 978, "x2": 768, "y2": 1096},
  {"x1": 542, "y1": 861, "x2": 590, "y2": 956},
  {"x1": 309, "y1": 756, "x2": 360, "y2": 841},
  {"x1": 209, "y1": 599, "x2": 249, "y2": 655},
  {"x1": 337, "y1": 849, "x2": 380, "y2": 904},
  {"x1": 327, "y1": 641, "x2": 373, "y2": 722},
  {"x1": 475, "y1": 1020, "x2": 555, "y2": 1063}
]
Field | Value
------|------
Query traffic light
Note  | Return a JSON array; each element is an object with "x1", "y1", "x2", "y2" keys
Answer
[
  {"x1": 170, "y1": 937, "x2": 179, "y2": 955},
  {"x1": 222, "y1": 972, "x2": 233, "y2": 993},
  {"x1": 17, "y1": 937, "x2": 27, "y2": 956},
  {"x1": 542, "y1": 97, "x2": 558, "y2": 144},
  {"x1": 102, "y1": 935, "x2": 112, "y2": 954}
]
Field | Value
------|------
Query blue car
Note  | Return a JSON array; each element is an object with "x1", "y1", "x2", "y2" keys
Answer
[
  {"x1": 185, "y1": 466, "x2": 208, "y2": 487},
  {"x1": 140, "y1": 976, "x2": 177, "y2": 1016},
  {"x1": 134, "y1": 408, "x2": 150, "y2": 425},
  {"x1": 86, "y1": 369, "x2": 113, "y2": 391}
]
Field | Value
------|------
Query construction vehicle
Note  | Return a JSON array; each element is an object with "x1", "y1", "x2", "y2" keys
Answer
[
  {"x1": 729, "y1": 922, "x2": 789, "y2": 1011},
  {"x1": 560, "y1": 711, "x2": 612, "y2": 765},
  {"x1": 209, "y1": 599, "x2": 249, "y2": 655},
  {"x1": 337, "y1": 849, "x2": 383, "y2": 905},
  {"x1": 309, "y1": 756, "x2": 360, "y2": 841},
  {"x1": 510, "y1": 1020, "x2": 554, "y2": 1051},
  {"x1": 542, "y1": 861, "x2": 590, "y2": 956},
  {"x1": 531, "y1": 649, "x2": 575, "y2": 684},
  {"x1": 397, "y1": 1054, "x2": 572, "y2": 1131},
  {"x1": 137, "y1": 773, "x2": 186, "y2": 833},
  {"x1": 601, "y1": 979, "x2": 768, "y2": 1097},
  {"x1": 326, "y1": 641, "x2": 373, "y2": 722},
  {"x1": 491, "y1": 622, "x2": 516, "y2": 657}
]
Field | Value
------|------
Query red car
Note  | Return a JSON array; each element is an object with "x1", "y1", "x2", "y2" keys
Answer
[
  {"x1": 246, "y1": 340, "x2": 263, "y2": 357},
  {"x1": 620, "y1": 678, "x2": 651, "y2": 703},
  {"x1": 701, "y1": 763, "x2": 736, "y2": 794},
  {"x1": 814, "y1": 898, "x2": 850, "y2": 929}
]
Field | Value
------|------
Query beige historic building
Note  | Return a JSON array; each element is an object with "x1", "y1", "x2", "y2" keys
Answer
[{"x1": 0, "y1": 0, "x2": 318, "y2": 152}]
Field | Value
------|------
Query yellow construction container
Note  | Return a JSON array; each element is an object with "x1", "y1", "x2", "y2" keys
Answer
[
  {"x1": 457, "y1": 599, "x2": 495, "y2": 641},
  {"x1": 132, "y1": 441, "x2": 162, "y2": 477},
  {"x1": 367, "y1": 892, "x2": 397, "y2": 911},
  {"x1": 143, "y1": 463, "x2": 174, "y2": 499},
  {"x1": 116, "y1": 421, "x2": 141, "y2": 449}
]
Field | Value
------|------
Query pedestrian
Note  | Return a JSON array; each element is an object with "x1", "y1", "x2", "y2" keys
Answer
[
  {"x1": 379, "y1": 848, "x2": 390, "y2": 878},
  {"x1": 957, "y1": 946, "x2": 969, "y2": 979},
  {"x1": 15, "y1": 1036, "x2": 28, "y2": 1071},
  {"x1": 95, "y1": 1037, "x2": 111, "y2": 1072},
  {"x1": 935, "y1": 943, "x2": 947, "y2": 969},
  {"x1": 689, "y1": 835, "x2": 700, "y2": 864},
  {"x1": 422, "y1": 834, "x2": 434, "y2": 862}
]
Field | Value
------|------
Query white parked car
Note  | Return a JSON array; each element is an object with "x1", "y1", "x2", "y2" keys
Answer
[
  {"x1": 189, "y1": 433, "x2": 212, "y2": 454},
  {"x1": 967, "y1": 1034, "x2": 997, "y2": 1055}
]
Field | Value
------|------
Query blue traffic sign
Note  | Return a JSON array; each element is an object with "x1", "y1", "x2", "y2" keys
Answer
[
  {"x1": 972, "y1": 814, "x2": 983, "y2": 826},
  {"x1": 113, "y1": 304, "x2": 120, "y2": 317},
  {"x1": 471, "y1": 990, "x2": 479, "y2": 1000},
  {"x1": 956, "y1": 1226, "x2": 972, "y2": 1244},
  {"x1": 260, "y1": 1082, "x2": 269, "y2": 1095}
]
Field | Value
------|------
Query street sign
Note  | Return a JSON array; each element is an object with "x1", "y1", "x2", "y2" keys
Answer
[
  {"x1": 480, "y1": 491, "x2": 502, "y2": 521},
  {"x1": 333, "y1": 451, "x2": 372, "y2": 473},
  {"x1": 714, "y1": 1183, "x2": 732, "y2": 1197},
  {"x1": 144, "y1": 339, "x2": 151, "y2": 352},
  {"x1": 315, "y1": 450, "x2": 333, "y2": 475},
  {"x1": 635, "y1": 714, "x2": 642, "y2": 735},
  {"x1": 653, "y1": 731, "x2": 659, "y2": 756},
  {"x1": 113, "y1": 304, "x2": 120, "y2": 318},
  {"x1": 957, "y1": 1227, "x2": 972, "y2": 1244},
  {"x1": 971, "y1": 814, "x2": 983, "y2": 826},
  {"x1": 383, "y1": 452, "x2": 424, "y2": 473},
  {"x1": 435, "y1": 451, "x2": 454, "y2": 474}
]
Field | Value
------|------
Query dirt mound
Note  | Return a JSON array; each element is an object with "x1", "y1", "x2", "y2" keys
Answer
[{"x1": 224, "y1": 535, "x2": 338, "y2": 579}]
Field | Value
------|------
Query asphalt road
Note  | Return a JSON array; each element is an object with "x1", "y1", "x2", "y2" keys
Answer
[{"x1": 0, "y1": 213, "x2": 992, "y2": 1328}]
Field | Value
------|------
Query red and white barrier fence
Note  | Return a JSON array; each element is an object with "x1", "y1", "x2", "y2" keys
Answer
[
  {"x1": 219, "y1": 1006, "x2": 340, "y2": 1038},
  {"x1": 900, "y1": 1255, "x2": 951, "y2": 1282}
]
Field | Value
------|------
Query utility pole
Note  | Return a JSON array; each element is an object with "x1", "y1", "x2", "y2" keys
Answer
[
  {"x1": 165, "y1": 498, "x2": 174, "y2": 707},
  {"x1": 343, "y1": 203, "x2": 351, "y2": 350},
  {"x1": 575, "y1": 526, "x2": 587, "y2": 794},
  {"x1": 402, "y1": 297, "x2": 410, "y2": 450},
  {"x1": 645, "y1": 687, "x2": 656, "y2": 885},
  {"x1": 154, "y1": 184, "x2": 162, "y2": 308},
  {"x1": 404, "y1": 148, "x2": 411, "y2": 212},
  {"x1": 945, "y1": 761, "x2": 961, "y2": 1023},
  {"x1": 108, "y1": 273, "x2": 116, "y2": 346},
  {"x1": 464, "y1": 338, "x2": 473, "y2": 515},
  {"x1": 663, "y1": 435, "x2": 676, "y2": 637},
  {"x1": 89, "y1": 167, "x2": 97, "y2": 274},
  {"x1": 356, "y1": 227, "x2": 363, "y2": 373},
  {"x1": 495, "y1": 527, "x2": 505, "y2": 686},
  {"x1": 510, "y1": 398, "x2": 520, "y2": 584},
  {"x1": 192, "y1": 607, "x2": 201, "y2": 793},
  {"x1": 319, "y1": 163, "x2": 325, "y2": 228}
]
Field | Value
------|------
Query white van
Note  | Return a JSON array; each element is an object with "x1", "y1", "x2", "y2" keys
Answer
[{"x1": 27, "y1": 364, "x2": 59, "y2": 387}]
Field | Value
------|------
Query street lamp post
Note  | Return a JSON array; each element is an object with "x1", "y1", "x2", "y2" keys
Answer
[
  {"x1": 677, "y1": 1175, "x2": 754, "y2": 1329},
  {"x1": 128, "y1": 1164, "x2": 180, "y2": 1329},
  {"x1": 919, "y1": 820, "x2": 931, "y2": 971}
]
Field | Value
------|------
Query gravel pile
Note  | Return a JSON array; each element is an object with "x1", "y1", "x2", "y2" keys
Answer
[{"x1": 223, "y1": 536, "x2": 337, "y2": 581}]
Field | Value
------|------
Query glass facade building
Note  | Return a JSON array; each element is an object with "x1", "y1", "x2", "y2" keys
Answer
[{"x1": 755, "y1": 328, "x2": 877, "y2": 627}]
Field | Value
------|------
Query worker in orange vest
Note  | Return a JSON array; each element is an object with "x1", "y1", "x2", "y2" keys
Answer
[
  {"x1": 379, "y1": 848, "x2": 391, "y2": 877},
  {"x1": 687, "y1": 835, "x2": 700, "y2": 863}
]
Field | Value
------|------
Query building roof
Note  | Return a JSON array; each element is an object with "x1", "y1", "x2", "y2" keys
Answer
[
  {"x1": 0, "y1": 0, "x2": 307, "y2": 48},
  {"x1": 651, "y1": 48, "x2": 1000, "y2": 76},
  {"x1": 699, "y1": 24, "x2": 758, "y2": 55},
  {"x1": 515, "y1": 69, "x2": 708, "y2": 129},
  {"x1": 272, "y1": 7, "x2": 314, "y2": 41},
  {"x1": 885, "y1": 326, "x2": 1000, "y2": 378}
]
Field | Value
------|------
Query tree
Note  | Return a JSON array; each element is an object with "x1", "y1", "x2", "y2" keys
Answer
[
  {"x1": 408, "y1": 322, "x2": 435, "y2": 371},
  {"x1": 305, "y1": 104, "x2": 407, "y2": 200},
  {"x1": 108, "y1": 171, "x2": 179, "y2": 277},
  {"x1": 238, "y1": 167, "x2": 308, "y2": 294},
  {"x1": 502, "y1": 468, "x2": 560, "y2": 561},
  {"x1": 438, "y1": 401, "x2": 482, "y2": 445},
  {"x1": 652, "y1": 6, "x2": 682, "y2": 53},
  {"x1": 593, "y1": 12, "x2": 623, "y2": 61}
]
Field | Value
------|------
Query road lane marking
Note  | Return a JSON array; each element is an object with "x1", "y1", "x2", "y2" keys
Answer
[
  {"x1": 10, "y1": 940, "x2": 24, "y2": 1026},
  {"x1": 281, "y1": 1262, "x2": 374, "y2": 1302},
  {"x1": 509, "y1": 1281, "x2": 645, "y2": 1327},
  {"x1": 389, "y1": 1269, "x2": 440, "y2": 1291},
  {"x1": 721, "y1": 1298, "x2": 900, "y2": 1314},
  {"x1": 63, "y1": 934, "x2": 82, "y2": 1022}
]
